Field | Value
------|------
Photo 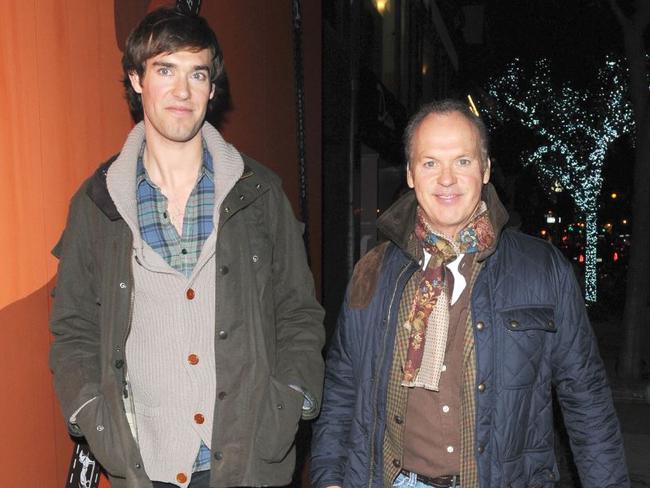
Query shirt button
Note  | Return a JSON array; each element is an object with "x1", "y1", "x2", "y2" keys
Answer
[
  {"x1": 476, "y1": 321, "x2": 485, "y2": 331},
  {"x1": 478, "y1": 383, "x2": 486, "y2": 392},
  {"x1": 176, "y1": 473, "x2": 187, "y2": 484},
  {"x1": 214, "y1": 451, "x2": 223, "y2": 460},
  {"x1": 194, "y1": 413, "x2": 205, "y2": 424},
  {"x1": 447, "y1": 446, "x2": 454, "y2": 453},
  {"x1": 441, "y1": 364, "x2": 447, "y2": 372},
  {"x1": 220, "y1": 266, "x2": 229, "y2": 275},
  {"x1": 392, "y1": 458, "x2": 401, "y2": 468},
  {"x1": 181, "y1": 248, "x2": 188, "y2": 255},
  {"x1": 394, "y1": 415, "x2": 403, "y2": 424},
  {"x1": 218, "y1": 391, "x2": 227, "y2": 400},
  {"x1": 186, "y1": 288, "x2": 195, "y2": 300},
  {"x1": 442, "y1": 405, "x2": 450, "y2": 413},
  {"x1": 188, "y1": 354, "x2": 199, "y2": 365},
  {"x1": 218, "y1": 330, "x2": 228, "y2": 339},
  {"x1": 478, "y1": 445, "x2": 485, "y2": 454}
]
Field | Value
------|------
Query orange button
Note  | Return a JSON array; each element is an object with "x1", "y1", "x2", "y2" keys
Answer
[
  {"x1": 188, "y1": 354, "x2": 199, "y2": 365},
  {"x1": 194, "y1": 413, "x2": 205, "y2": 424},
  {"x1": 186, "y1": 288, "x2": 195, "y2": 300},
  {"x1": 176, "y1": 472, "x2": 187, "y2": 483}
]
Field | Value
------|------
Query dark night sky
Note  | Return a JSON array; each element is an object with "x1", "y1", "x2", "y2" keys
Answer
[{"x1": 480, "y1": 0, "x2": 625, "y2": 84}]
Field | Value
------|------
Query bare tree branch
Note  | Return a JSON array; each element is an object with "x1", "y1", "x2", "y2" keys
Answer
[
  {"x1": 607, "y1": 0, "x2": 629, "y2": 26},
  {"x1": 636, "y1": 0, "x2": 650, "y2": 27}
]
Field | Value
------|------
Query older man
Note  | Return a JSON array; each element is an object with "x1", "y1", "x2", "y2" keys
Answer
[{"x1": 311, "y1": 99, "x2": 628, "y2": 488}]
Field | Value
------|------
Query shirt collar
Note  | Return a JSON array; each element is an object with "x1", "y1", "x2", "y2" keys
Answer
[{"x1": 136, "y1": 139, "x2": 214, "y2": 189}]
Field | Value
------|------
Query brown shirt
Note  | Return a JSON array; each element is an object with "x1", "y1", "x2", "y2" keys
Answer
[{"x1": 402, "y1": 253, "x2": 474, "y2": 477}]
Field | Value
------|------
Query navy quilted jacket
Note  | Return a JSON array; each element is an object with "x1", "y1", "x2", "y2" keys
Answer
[{"x1": 311, "y1": 188, "x2": 628, "y2": 488}]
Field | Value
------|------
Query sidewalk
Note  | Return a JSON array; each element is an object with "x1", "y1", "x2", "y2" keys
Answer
[
  {"x1": 594, "y1": 318, "x2": 650, "y2": 486},
  {"x1": 617, "y1": 402, "x2": 650, "y2": 487}
]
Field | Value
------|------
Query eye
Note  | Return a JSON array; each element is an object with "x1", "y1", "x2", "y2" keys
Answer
[
  {"x1": 423, "y1": 160, "x2": 437, "y2": 168},
  {"x1": 192, "y1": 71, "x2": 208, "y2": 81},
  {"x1": 157, "y1": 67, "x2": 172, "y2": 76},
  {"x1": 457, "y1": 158, "x2": 472, "y2": 166}
]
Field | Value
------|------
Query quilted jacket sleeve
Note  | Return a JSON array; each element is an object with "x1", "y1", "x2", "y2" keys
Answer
[
  {"x1": 551, "y1": 259, "x2": 630, "y2": 486},
  {"x1": 310, "y1": 295, "x2": 357, "y2": 488}
]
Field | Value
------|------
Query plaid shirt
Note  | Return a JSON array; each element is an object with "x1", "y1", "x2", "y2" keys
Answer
[
  {"x1": 383, "y1": 235, "x2": 482, "y2": 488},
  {"x1": 136, "y1": 143, "x2": 215, "y2": 278},
  {"x1": 136, "y1": 142, "x2": 214, "y2": 471}
]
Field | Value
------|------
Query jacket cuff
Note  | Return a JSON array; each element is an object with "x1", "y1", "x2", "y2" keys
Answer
[{"x1": 288, "y1": 384, "x2": 318, "y2": 420}]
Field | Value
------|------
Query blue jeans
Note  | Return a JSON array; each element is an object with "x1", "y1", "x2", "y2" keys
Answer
[{"x1": 392, "y1": 471, "x2": 461, "y2": 488}]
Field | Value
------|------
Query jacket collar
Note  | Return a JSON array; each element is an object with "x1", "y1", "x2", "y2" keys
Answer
[
  {"x1": 377, "y1": 182, "x2": 510, "y2": 262},
  {"x1": 86, "y1": 122, "x2": 251, "y2": 222}
]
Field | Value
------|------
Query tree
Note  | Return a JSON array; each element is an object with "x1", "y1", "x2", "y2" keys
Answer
[
  {"x1": 607, "y1": 0, "x2": 650, "y2": 379},
  {"x1": 484, "y1": 57, "x2": 633, "y2": 302}
]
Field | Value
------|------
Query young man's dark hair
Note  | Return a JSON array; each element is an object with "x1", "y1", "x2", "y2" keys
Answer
[{"x1": 121, "y1": 7, "x2": 224, "y2": 121}]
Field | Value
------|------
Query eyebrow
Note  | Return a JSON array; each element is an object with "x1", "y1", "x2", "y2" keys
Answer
[
  {"x1": 151, "y1": 61, "x2": 210, "y2": 72},
  {"x1": 420, "y1": 154, "x2": 474, "y2": 160}
]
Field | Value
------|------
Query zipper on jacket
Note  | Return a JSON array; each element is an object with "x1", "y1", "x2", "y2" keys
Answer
[
  {"x1": 122, "y1": 282, "x2": 134, "y2": 400},
  {"x1": 367, "y1": 261, "x2": 415, "y2": 488},
  {"x1": 122, "y1": 264, "x2": 141, "y2": 444}
]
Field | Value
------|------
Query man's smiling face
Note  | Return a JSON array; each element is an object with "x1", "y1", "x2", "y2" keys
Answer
[
  {"x1": 129, "y1": 49, "x2": 215, "y2": 145},
  {"x1": 407, "y1": 111, "x2": 490, "y2": 238}
]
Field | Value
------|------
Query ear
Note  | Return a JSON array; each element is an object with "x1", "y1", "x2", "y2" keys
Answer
[
  {"x1": 406, "y1": 163, "x2": 414, "y2": 188},
  {"x1": 482, "y1": 158, "x2": 491, "y2": 184},
  {"x1": 129, "y1": 71, "x2": 143, "y2": 94},
  {"x1": 209, "y1": 83, "x2": 216, "y2": 100}
]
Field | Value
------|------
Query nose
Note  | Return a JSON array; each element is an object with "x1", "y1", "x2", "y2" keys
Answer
[
  {"x1": 437, "y1": 163, "x2": 456, "y2": 186},
  {"x1": 172, "y1": 76, "x2": 190, "y2": 99}
]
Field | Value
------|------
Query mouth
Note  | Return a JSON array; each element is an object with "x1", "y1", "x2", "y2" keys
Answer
[
  {"x1": 166, "y1": 106, "x2": 193, "y2": 116},
  {"x1": 435, "y1": 193, "x2": 461, "y2": 202}
]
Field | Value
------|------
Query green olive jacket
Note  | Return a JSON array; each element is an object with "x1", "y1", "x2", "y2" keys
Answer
[{"x1": 49, "y1": 135, "x2": 325, "y2": 488}]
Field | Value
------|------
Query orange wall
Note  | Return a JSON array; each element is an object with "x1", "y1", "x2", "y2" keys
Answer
[{"x1": 0, "y1": 1, "x2": 321, "y2": 485}]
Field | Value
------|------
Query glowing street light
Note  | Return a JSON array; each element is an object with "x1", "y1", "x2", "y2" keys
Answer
[{"x1": 373, "y1": 0, "x2": 389, "y2": 15}]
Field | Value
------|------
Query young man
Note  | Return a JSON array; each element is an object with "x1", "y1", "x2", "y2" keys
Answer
[
  {"x1": 310, "y1": 99, "x2": 629, "y2": 487},
  {"x1": 50, "y1": 8, "x2": 324, "y2": 488}
]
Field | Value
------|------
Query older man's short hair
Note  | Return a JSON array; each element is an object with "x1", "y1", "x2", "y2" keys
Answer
[{"x1": 403, "y1": 99, "x2": 490, "y2": 171}]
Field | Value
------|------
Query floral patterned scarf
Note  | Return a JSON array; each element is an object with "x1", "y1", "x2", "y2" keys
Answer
[{"x1": 401, "y1": 203, "x2": 494, "y2": 390}]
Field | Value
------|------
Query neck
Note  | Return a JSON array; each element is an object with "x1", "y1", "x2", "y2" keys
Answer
[{"x1": 143, "y1": 128, "x2": 204, "y2": 191}]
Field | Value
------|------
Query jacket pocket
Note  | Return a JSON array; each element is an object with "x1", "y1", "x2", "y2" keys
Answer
[
  {"x1": 498, "y1": 306, "x2": 556, "y2": 389},
  {"x1": 502, "y1": 458, "x2": 557, "y2": 488},
  {"x1": 76, "y1": 395, "x2": 127, "y2": 477},
  {"x1": 255, "y1": 376, "x2": 304, "y2": 463}
]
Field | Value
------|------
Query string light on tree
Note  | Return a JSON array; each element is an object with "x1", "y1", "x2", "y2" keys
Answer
[{"x1": 485, "y1": 56, "x2": 634, "y2": 302}]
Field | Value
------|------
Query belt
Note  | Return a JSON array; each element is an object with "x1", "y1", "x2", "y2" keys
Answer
[{"x1": 399, "y1": 469, "x2": 461, "y2": 488}]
